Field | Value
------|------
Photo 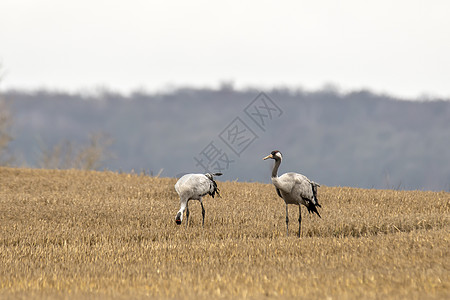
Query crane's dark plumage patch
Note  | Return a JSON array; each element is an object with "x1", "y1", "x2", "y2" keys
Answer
[
  {"x1": 209, "y1": 179, "x2": 220, "y2": 198},
  {"x1": 276, "y1": 187, "x2": 282, "y2": 198},
  {"x1": 205, "y1": 173, "x2": 222, "y2": 198},
  {"x1": 304, "y1": 199, "x2": 321, "y2": 218},
  {"x1": 175, "y1": 212, "x2": 182, "y2": 225},
  {"x1": 311, "y1": 181, "x2": 321, "y2": 208},
  {"x1": 271, "y1": 150, "x2": 282, "y2": 157}
]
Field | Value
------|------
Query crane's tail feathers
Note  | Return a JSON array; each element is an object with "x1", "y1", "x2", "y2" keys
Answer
[
  {"x1": 204, "y1": 173, "x2": 222, "y2": 198},
  {"x1": 310, "y1": 181, "x2": 321, "y2": 208},
  {"x1": 209, "y1": 181, "x2": 220, "y2": 198},
  {"x1": 204, "y1": 174, "x2": 221, "y2": 198},
  {"x1": 305, "y1": 200, "x2": 321, "y2": 218},
  {"x1": 213, "y1": 187, "x2": 220, "y2": 198}
]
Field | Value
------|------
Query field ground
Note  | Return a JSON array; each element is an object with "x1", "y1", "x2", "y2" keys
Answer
[{"x1": 0, "y1": 167, "x2": 449, "y2": 299}]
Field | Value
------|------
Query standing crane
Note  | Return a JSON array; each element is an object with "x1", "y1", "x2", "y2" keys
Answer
[
  {"x1": 263, "y1": 150, "x2": 321, "y2": 237},
  {"x1": 174, "y1": 172, "x2": 222, "y2": 226}
]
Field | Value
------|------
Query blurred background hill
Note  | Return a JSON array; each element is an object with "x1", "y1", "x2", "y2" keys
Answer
[{"x1": 2, "y1": 86, "x2": 449, "y2": 191}]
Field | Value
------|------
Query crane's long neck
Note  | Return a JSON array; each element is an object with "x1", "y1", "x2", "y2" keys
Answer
[{"x1": 272, "y1": 158, "x2": 281, "y2": 178}]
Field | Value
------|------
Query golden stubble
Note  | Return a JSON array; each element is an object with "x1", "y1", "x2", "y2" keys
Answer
[{"x1": 0, "y1": 167, "x2": 449, "y2": 299}]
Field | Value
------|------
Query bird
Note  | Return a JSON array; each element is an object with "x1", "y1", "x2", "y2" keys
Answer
[
  {"x1": 174, "y1": 172, "x2": 222, "y2": 226},
  {"x1": 263, "y1": 150, "x2": 321, "y2": 237}
]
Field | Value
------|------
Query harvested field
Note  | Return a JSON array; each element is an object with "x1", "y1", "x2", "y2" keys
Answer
[{"x1": 0, "y1": 167, "x2": 449, "y2": 299}]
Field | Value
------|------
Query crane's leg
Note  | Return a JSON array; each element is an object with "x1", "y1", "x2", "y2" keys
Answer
[
  {"x1": 298, "y1": 205, "x2": 302, "y2": 238},
  {"x1": 285, "y1": 204, "x2": 289, "y2": 237},
  {"x1": 185, "y1": 202, "x2": 190, "y2": 228},
  {"x1": 200, "y1": 199, "x2": 205, "y2": 227}
]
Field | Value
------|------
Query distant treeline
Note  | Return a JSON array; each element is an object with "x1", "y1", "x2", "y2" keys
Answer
[{"x1": 2, "y1": 86, "x2": 450, "y2": 191}]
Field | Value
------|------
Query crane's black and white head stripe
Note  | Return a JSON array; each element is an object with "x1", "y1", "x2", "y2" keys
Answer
[
  {"x1": 175, "y1": 212, "x2": 182, "y2": 225},
  {"x1": 263, "y1": 150, "x2": 282, "y2": 161}
]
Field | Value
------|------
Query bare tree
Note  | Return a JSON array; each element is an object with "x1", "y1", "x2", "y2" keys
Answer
[
  {"x1": 38, "y1": 132, "x2": 113, "y2": 170},
  {"x1": 38, "y1": 139, "x2": 73, "y2": 169},
  {"x1": 75, "y1": 132, "x2": 114, "y2": 170}
]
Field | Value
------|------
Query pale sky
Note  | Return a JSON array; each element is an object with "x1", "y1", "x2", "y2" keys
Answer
[{"x1": 1, "y1": 0, "x2": 450, "y2": 99}]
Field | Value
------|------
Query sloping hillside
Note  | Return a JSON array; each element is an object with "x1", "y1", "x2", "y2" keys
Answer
[{"x1": 1, "y1": 167, "x2": 448, "y2": 299}]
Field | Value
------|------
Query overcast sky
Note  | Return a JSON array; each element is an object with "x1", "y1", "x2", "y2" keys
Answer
[{"x1": 1, "y1": 0, "x2": 450, "y2": 99}]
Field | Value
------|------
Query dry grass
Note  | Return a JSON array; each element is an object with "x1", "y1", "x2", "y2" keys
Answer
[{"x1": 0, "y1": 167, "x2": 449, "y2": 299}]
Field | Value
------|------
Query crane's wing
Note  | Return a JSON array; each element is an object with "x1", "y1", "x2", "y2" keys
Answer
[
  {"x1": 175, "y1": 174, "x2": 212, "y2": 199},
  {"x1": 278, "y1": 172, "x2": 321, "y2": 217},
  {"x1": 277, "y1": 172, "x2": 313, "y2": 198}
]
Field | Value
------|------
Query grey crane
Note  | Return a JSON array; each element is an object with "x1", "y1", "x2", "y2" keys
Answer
[
  {"x1": 174, "y1": 172, "x2": 222, "y2": 226},
  {"x1": 263, "y1": 150, "x2": 321, "y2": 237}
]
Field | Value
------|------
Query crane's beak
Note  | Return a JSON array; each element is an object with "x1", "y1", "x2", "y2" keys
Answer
[{"x1": 263, "y1": 154, "x2": 273, "y2": 160}]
